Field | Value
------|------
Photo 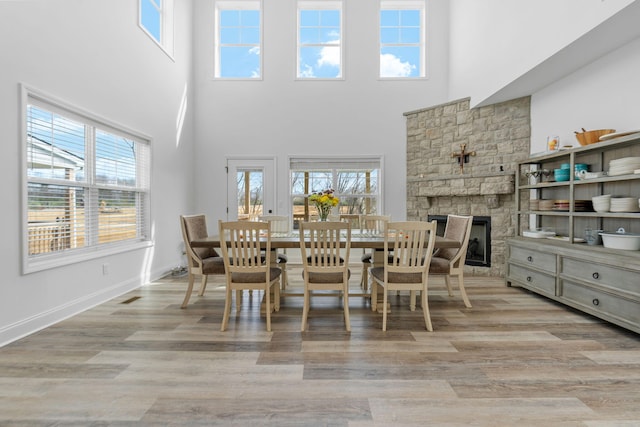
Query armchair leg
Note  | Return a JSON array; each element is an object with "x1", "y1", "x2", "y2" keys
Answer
[
  {"x1": 457, "y1": 274, "x2": 472, "y2": 308},
  {"x1": 198, "y1": 275, "x2": 208, "y2": 296},
  {"x1": 181, "y1": 274, "x2": 195, "y2": 308},
  {"x1": 443, "y1": 275, "x2": 454, "y2": 297}
]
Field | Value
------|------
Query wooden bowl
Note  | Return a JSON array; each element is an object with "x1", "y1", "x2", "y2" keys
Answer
[{"x1": 575, "y1": 129, "x2": 615, "y2": 146}]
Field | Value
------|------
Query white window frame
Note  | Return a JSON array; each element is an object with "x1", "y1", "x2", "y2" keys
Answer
[
  {"x1": 296, "y1": 0, "x2": 344, "y2": 80},
  {"x1": 214, "y1": 0, "x2": 263, "y2": 80},
  {"x1": 21, "y1": 85, "x2": 152, "y2": 274},
  {"x1": 139, "y1": 0, "x2": 175, "y2": 59},
  {"x1": 379, "y1": 0, "x2": 427, "y2": 79}
]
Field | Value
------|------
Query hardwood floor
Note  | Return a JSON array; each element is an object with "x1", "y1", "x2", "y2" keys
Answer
[{"x1": 1, "y1": 266, "x2": 639, "y2": 426}]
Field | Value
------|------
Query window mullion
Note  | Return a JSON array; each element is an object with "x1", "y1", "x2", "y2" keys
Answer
[{"x1": 84, "y1": 126, "x2": 98, "y2": 247}]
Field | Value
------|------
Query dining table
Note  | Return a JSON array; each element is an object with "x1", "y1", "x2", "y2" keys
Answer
[
  {"x1": 190, "y1": 232, "x2": 461, "y2": 305},
  {"x1": 190, "y1": 233, "x2": 461, "y2": 251}
]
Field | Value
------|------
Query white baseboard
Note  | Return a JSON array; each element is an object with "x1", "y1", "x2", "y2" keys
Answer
[{"x1": 0, "y1": 266, "x2": 169, "y2": 347}]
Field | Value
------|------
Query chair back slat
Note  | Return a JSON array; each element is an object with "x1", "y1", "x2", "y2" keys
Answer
[
  {"x1": 384, "y1": 221, "x2": 437, "y2": 275},
  {"x1": 219, "y1": 221, "x2": 271, "y2": 276}
]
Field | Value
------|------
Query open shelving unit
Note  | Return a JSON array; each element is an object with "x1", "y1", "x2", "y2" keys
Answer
[{"x1": 506, "y1": 133, "x2": 640, "y2": 334}]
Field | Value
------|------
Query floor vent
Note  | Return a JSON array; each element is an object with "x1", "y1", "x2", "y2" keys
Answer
[{"x1": 120, "y1": 296, "x2": 141, "y2": 304}]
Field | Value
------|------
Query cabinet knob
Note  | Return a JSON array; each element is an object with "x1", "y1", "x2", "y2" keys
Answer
[
  {"x1": 527, "y1": 256, "x2": 533, "y2": 262},
  {"x1": 592, "y1": 272, "x2": 600, "y2": 280},
  {"x1": 526, "y1": 276, "x2": 532, "y2": 282},
  {"x1": 592, "y1": 298, "x2": 600, "y2": 306}
]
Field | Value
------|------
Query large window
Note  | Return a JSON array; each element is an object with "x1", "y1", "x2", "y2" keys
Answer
[
  {"x1": 215, "y1": 1, "x2": 262, "y2": 79},
  {"x1": 139, "y1": 0, "x2": 175, "y2": 56},
  {"x1": 297, "y1": 1, "x2": 343, "y2": 79},
  {"x1": 22, "y1": 86, "x2": 151, "y2": 273},
  {"x1": 380, "y1": 0, "x2": 426, "y2": 78},
  {"x1": 290, "y1": 157, "x2": 382, "y2": 227}
]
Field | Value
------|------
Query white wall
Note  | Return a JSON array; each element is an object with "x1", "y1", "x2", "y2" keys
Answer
[
  {"x1": 448, "y1": 0, "x2": 635, "y2": 107},
  {"x1": 530, "y1": 35, "x2": 640, "y2": 153},
  {"x1": 0, "y1": 0, "x2": 195, "y2": 345},
  {"x1": 191, "y1": 0, "x2": 451, "y2": 223}
]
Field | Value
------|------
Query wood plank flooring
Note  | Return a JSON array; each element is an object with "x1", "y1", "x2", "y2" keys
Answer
[{"x1": 1, "y1": 266, "x2": 639, "y2": 426}]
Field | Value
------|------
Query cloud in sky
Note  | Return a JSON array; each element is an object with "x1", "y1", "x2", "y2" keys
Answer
[
  {"x1": 380, "y1": 53, "x2": 415, "y2": 77},
  {"x1": 317, "y1": 44, "x2": 340, "y2": 68}
]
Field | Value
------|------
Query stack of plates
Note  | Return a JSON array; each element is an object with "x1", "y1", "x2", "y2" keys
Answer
[
  {"x1": 610, "y1": 197, "x2": 640, "y2": 212},
  {"x1": 539, "y1": 199, "x2": 555, "y2": 211},
  {"x1": 609, "y1": 157, "x2": 640, "y2": 176},
  {"x1": 553, "y1": 200, "x2": 570, "y2": 211}
]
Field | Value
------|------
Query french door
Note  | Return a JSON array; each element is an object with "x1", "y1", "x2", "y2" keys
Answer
[{"x1": 226, "y1": 158, "x2": 276, "y2": 221}]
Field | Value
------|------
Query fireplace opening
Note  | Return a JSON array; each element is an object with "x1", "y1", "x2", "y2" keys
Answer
[{"x1": 427, "y1": 215, "x2": 491, "y2": 267}]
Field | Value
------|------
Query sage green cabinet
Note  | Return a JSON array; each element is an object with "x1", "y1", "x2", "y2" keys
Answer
[{"x1": 507, "y1": 134, "x2": 640, "y2": 334}]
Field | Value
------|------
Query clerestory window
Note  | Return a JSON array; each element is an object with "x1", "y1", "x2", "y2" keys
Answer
[
  {"x1": 297, "y1": 1, "x2": 343, "y2": 79},
  {"x1": 380, "y1": 0, "x2": 426, "y2": 78},
  {"x1": 215, "y1": 1, "x2": 262, "y2": 79}
]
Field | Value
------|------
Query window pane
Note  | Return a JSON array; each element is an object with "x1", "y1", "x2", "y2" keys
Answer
[
  {"x1": 400, "y1": 27, "x2": 420, "y2": 43},
  {"x1": 380, "y1": 46, "x2": 420, "y2": 77},
  {"x1": 141, "y1": 0, "x2": 161, "y2": 41},
  {"x1": 241, "y1": 27, "x2": 260, "y2": 44},
  {"x1": 27, "y1": 183, "x2": 85, "y2": 255},
  {"x1": 242, "y1": 10, "x2": 260, "y2": 26},
  {"x1": 220, "y1": 27, "x2": 241, "y2": 44},
  {"x1": 300, "y1": 10, "x2": 319, "y2": 26},
  {"x1": 380, "y1": 10, "x2": 399, "y2": 26},
  {"x1": 299, "y1": 46, "x2": 341, "y2": 78},
  {"x1": 98, "y1": 189, "x2": 139, "y2": 244},
  {"x1": 320, "y1": 28, "x2": 340, "y2": 44},
  {"x1": 321, "y1": 10, "x2": 340, "y2": 26},
  {"x1": 220, "y1": 46, "x2": 261, "y2": 78},
  {"x1": 220, "y1": 10, "x2": 240, "y2": 26},
  {"x1": 380, "y1": 27, "x2": 398, "y2": 44},
  {"x1": 236, "y1": 169, "x2": 263, "y2": 220},
  {"x1": 300, "y1": 27, "x2": 319, "y2": 44},
  {"x1": 27, "y1": 106, "x2": 85, "y2": 181},
  {"x1": 95, "y1": 131, "x2": 137, "y2": 187},
  {"x1": 401, "y1": 10, "x2": 420, "y2": 26}
]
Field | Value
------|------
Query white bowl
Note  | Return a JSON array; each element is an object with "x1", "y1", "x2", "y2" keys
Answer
[{"x1": 599, "y1": 228, "x2": 640, "y2": 250}]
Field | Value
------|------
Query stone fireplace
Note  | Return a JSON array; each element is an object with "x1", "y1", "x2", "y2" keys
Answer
[{"x1": 405, "y1": 96, "x2": 531, "y2": 277}]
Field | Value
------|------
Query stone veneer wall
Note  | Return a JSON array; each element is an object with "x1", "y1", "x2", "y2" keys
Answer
[{"x1": 405, "y1": 97, "x2": 531, "y2": 277}]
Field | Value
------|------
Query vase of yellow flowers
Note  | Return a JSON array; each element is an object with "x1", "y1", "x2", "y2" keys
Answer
[{"x1": 308, "y1": 189, "x2": 339, "y2": 221}]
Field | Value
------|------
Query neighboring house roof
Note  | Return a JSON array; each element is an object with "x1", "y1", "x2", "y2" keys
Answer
[{"x1": 27, "y1": 134, "x2": 84, "y2": 170}]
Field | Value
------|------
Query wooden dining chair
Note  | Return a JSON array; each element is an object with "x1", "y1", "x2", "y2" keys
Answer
[
  {"x1": 218, "y1": 220, "x2": 281, "y2": 332},
  {"x1": 299, "y1": 220, "x2": 352, "y2": 332},
  {"x1": 370, "y1": 220, "x2": 437, "y2": 331},
  {"x1": 429, "y1": 214, "x2": 474, "y2": 308},
  {"x1": 179, "y1": 214, "x2": 225, "y2": 308},
  {"x1": 258, "y1": 215, "x2": 290, "y2": 289},
  {"x1": 360, "y1": 214, "x2": 391, "y2": 292}
]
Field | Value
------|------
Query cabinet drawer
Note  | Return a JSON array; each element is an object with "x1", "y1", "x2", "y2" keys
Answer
[
  {"x1": 509, "y1": 246, "x2": 556, "y2": 274},
  {"x1": 561, "y1": 280, "x2": 640, "y2": 325},
  {"x1": 508, "y1": 263, "x2": 556, "y2": 295},
  {"x1": 562, "y1": 257, "x2": 640, "y2": 296}
]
